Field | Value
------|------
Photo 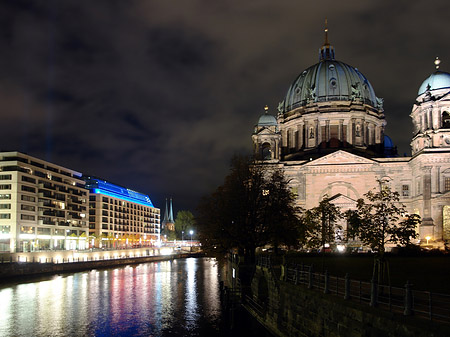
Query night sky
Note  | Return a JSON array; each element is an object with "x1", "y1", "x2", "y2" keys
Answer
[{"x1": 0, "y1": 0, "x2": 449, "y2": 213}]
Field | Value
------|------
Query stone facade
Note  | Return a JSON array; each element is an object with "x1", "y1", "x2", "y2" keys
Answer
[{"x1": 252, "y1": 35, "x2": 450, "y2": 246}]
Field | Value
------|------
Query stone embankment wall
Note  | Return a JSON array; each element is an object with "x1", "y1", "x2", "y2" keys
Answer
[
  {"x1": 246, "y1": 265, "x2": 450, "y2": 337},
  {"x1": 0, "y1": 250, "x2": 199, "y2": 280}
]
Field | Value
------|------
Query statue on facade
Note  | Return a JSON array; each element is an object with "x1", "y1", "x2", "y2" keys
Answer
[{"x1": 351, "y1": 83, "x2": 361, "y2": 101}]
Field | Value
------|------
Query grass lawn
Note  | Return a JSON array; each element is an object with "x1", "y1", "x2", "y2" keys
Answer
[{"x1": 281, "y1": 254, "x2": 450, "y2": 294}]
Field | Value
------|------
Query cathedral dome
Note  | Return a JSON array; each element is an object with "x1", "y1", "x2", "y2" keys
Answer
[
  {"x1": 257, "y1": 113, "x2": 277, "y2": 126},
  {"x1": 283, "y1": 59, "x2": 379, "y2": 112},
  {"x1": 257, "y1": 106, "x2": 278, "y2": 126},
  {"x1": 418, "y1": 70, "x2": 450, "y2": 95}
]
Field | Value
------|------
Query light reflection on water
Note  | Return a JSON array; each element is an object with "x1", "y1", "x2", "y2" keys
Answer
[{"x1": 0, "y1": 257, "x2": 223, "y2": 337}]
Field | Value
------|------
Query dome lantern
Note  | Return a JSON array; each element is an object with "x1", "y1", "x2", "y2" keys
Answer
[{"x1": 319, "y1": 19, "x2": 335, "y2": 61}]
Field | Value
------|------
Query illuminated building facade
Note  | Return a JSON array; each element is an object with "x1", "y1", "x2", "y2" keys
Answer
[
  {"x1": 252, "y1": 28, "x2": 450, "y2": 247},
  {"x1": 85, "y1": 177, "x2": 160, "y2": 248},
  {"x1": 0, "y1": 151, "x2": 88, "y2": 253}
]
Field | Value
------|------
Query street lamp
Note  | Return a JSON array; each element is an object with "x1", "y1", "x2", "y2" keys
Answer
[
  {"x1": 189, "y1": 230, "x2": 193, "y2": 246},
  {"x1": 426, "y1": 236, "x2": 431, "y2": 245},
  {"x1": 182, "y1": 230, "x2": 184, "y2": 243}
]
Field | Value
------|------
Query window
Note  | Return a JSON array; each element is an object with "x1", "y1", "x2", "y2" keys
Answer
[
  {"x1": 445, "y1": 177, "x2": 450, "y2": 192},
  {"x1": 21, "y1": 195, "x2": 35, "y2": 202},
  {"x1": 0, "y1": 204, "x2": 11, "y2": 209},
  {"x1": 0, "y1": 194, "x2": 11, "y2": 200},
  {"x1": 21, "y1": 214, "x2": 35, "y2": 221},
  {"x1": 0, "y1": 214, "x2": 11, "y2": 219},
  {"x1": 443, "y1": 111, "x2": 450, "y2": 129},
  {"x1": 102, "y1": 197, "x2": 108, "y2": 203},
  {"x1": 21, "y1": 204, "x2": 35, "y2": 211},
  {"x1": 0, "y1": 174, "x2": 11, "y2": 180},
  {"x1": 37, "y1": 227, "x2": 51, "y2": 235},
  {"x1": 417, "y1": 180, "x2": 422, "y2": 195},
  {"x1": 0, "y1": 184, "x2": 11, "y2": 190},
  {"x1": 402, "y1": 185, "x2": 410, "y2": 197},
  {"x1": 20, "y1": 226, "x2": 34, "y2": 233},
  {"x1": 22, "y1": 176, "x2": 36, "y2": 184},
  {"x1": 21, "y1": 185, "x2": 35, "y2": 193},
  {"x1": 34, "y1": 170, "x2": 46, "y2": 178},
  {"x1": 0, "y1": 225, "x2": 10, "y2": 233}
]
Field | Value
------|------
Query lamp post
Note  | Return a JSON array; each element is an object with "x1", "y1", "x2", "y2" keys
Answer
[
  {"x1": 182, "y1": 230, "x2": 184, "y2": 243},
  {"x1": 189, "y1": 230, "x2": 193, "y2": 247}
]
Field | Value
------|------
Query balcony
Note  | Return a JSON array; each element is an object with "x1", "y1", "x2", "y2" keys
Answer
[
  {"x1": 70, "y1": 189, "x2": 84, "y2": 196},
  {"x1": 70, "y1": 198, "x2": 83, "y2": 205},
  {"x1": 38, "y1": 191, "x2": 54, "y2": 199},
  {"x1": 56, "y1": 186, "x2": 69, "y2": 193},
  {"x1": 38, "y1": 182, "x2": 56, "y2": 191},
  {"x1": 38, "y1": 219, "x2": 55, "y2": 226},
  {"x1": 39, "y1": 200, "x2": 56, "y2": 208}
]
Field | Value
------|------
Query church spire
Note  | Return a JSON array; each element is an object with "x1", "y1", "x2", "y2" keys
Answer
[
  {"x1": 319, "y1": 18, "x2": 335, "y2": 61},
  {"x1": 163, "y1": 198, "x2": 169, "y2": 222},
  {"x1": 169, "y1": 198, "x2": 174, "y2": 222}
]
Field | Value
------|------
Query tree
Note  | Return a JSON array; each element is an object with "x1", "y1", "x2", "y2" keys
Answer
[
  {"x1": 304, "y1": 196, "x2": 343, "y2": 252},
  {"x1": 346, "y1": 182, "x2": 420, "y2": 284},
  {"x1": 196, "y1": 155, "x2": 304, "y2": 263},
  {"x1": 174, "y1": 210, "x2": 195, "y2": 240},
  {"x1": 259, "y1": 168, "x2": 306, "y2": 252}
]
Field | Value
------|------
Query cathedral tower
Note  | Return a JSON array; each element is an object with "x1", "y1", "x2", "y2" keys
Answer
[
  {"x1": 410, "y1": 58, "x2": 450, "y2": 155},
  {"x1": 252, "y1": 106, "x2": 281, "y2": 161}
]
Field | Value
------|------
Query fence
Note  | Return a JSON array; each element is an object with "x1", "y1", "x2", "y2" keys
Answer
[{"x1": 256, "y1": 256, "x2": 450, "y2": 324}]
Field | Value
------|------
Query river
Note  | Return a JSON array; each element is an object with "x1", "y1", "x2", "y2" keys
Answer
[{"x1": 0, "y1": 257, "x2": 271, "y2": 337}]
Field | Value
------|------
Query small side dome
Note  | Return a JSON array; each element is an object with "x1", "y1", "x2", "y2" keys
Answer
[
  {"x1": 383, "y1": 135, "x2": 397, "y2": 157},
  {"x1": 258, "y1": 114, "x2": 277, "y2": 126},
  {"x1": 384, "y1": 135, "x2": 394, "y2": 149},
  {"x1": 257, "y1": 106, "x2": 278, "y2": 126},
  {"x1": 418, "y1": 71, "x2": 450, "y2": 95}
]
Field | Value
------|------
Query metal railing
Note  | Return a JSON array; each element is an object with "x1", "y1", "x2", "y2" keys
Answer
[{"x1": 256, "y1": 258, "x2": 450, "y2": 324}]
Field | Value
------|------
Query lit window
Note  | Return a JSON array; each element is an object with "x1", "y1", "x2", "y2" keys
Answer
[
  {"x1": 445, "y1": 177, "x2": 450, "y2": 192},
  {"x1": 402, "y1": 185, "x2": 409, "y2": 197}
]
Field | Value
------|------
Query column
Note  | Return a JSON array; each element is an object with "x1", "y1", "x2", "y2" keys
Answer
[{"x1": 421, "y1": 166, "x2": 434, "y2": 238}]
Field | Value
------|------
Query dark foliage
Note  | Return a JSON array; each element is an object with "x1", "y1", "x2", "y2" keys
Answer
[{"x1": 196, "y1": 155, "x2": 304, "y2": 263}]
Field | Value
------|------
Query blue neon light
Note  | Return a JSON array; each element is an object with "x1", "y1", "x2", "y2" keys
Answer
[
  {"x1": 85, "y1": 178, "x2": 154, "y2": 207},
  {"x1": 93, "y1": 188, "x2": 154, "y2": 207}
]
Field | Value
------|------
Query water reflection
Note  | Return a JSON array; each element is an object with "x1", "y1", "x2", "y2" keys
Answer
[{"x1": 0, "y1": 258, "x2": 227, "y2": 337}]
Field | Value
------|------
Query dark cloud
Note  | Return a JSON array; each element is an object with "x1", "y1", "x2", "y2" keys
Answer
[{"x1": 0, "y1": 0, "x2": 449, "y2": 213}]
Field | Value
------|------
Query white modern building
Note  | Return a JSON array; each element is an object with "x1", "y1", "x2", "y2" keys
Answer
[
  {"x1": 84, "y1": 177, "x2": 160, "y2": 248},
  {"x1": 0, "y1": 151, "x2": 88, "y2": 253},
  {"x1": 252, "y1": 29, "x2": 450, "y2": 247}
]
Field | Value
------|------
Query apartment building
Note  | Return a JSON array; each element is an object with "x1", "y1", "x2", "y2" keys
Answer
[
  {"x1": 0, "y1": 152, "x2": 88, "y2": 253},
  {"x1": 84, "y1": 177, "x2": 160, "y2": 248}
]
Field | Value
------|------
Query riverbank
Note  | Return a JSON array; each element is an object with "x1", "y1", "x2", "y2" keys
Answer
[{"x1": 0, "y1": 247, "x2": 204, "y2": 280}]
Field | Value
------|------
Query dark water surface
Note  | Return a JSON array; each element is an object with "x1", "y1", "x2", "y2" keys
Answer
[{"x1": 0, "y1": 257, "x2": 271, "y2": 337}]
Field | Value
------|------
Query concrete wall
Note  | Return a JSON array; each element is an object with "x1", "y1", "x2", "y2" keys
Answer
[
  {"x1": 247, "y1": 265, "x2": 450, "y2": 337},
  {"x1": 0, "y1": 249, "x2": 197, "y2": 279}
]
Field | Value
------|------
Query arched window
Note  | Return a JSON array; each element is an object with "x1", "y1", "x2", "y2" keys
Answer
[
  {"x1": 442, "y1": 111, "x2": 450, "y2": 128},
  {"x1": 261, "y1": 143, "x2": 272, "y2": 160}
]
